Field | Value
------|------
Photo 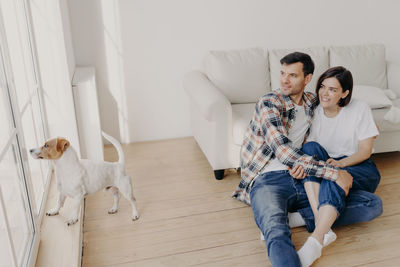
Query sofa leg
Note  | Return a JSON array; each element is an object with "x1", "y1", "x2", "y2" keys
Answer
[{"x1": 214, "y1": 169, "x2": 225, "y2": 180}]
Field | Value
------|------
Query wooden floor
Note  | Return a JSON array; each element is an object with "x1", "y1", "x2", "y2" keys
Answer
[{"x1": 82, "y1": 137, "x2": 400, "y2": 267}]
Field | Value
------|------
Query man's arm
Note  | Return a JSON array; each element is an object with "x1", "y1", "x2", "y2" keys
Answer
[{"x1": 259, "y1": 97, "x2": 338, "y2": 181}]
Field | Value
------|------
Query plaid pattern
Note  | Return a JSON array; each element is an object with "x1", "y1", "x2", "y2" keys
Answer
[{"x1": 232, "y1": 90, "x2": 339, "y2": 205}]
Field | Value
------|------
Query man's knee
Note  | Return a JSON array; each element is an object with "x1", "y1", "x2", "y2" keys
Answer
[
  {"x1": 250, "y1": 188, "x2": 290, "y2": 237},
  {"x1": 251, "y1": 193, "x2": 287, "y2": 230}
]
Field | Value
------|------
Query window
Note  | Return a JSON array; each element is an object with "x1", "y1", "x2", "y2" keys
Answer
[{"x1": 0, "y1": 0, "x2": 50, "y2": 265}]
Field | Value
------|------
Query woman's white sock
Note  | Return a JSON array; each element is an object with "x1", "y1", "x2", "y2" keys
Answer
[
  {"x1": 298, "y1": 236, "x2": 322, "y2": 267},
  {"x1": 323, "y1": 229, "x2": 337, "y2": 247}
]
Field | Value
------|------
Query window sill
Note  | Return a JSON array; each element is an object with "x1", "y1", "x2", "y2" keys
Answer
[{"x1": 35, "y1": 174, "x2": 83, "y2": 267}]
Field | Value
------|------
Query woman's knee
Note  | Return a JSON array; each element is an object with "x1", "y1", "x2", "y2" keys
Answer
[
  {"x1": 302, "y1": 141, "x2": 319, "y2": 154},
  {"x1": 302, "y1": 142, "x2": 326, "y2": 159},
  {"x1": 343, "y1": 163, "x2": 381, "y2": 193}
]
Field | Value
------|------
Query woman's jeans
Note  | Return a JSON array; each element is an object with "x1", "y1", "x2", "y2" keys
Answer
[
  {"x1": 250, "y1": 143, "x2": 383, "y2": 267},
  {"x1": 301, "y1": 141, "x2": 381, "y2": 216}
]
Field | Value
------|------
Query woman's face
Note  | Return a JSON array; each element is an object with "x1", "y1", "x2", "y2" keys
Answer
[{"x1": 318, "y1": 77, "x2": 349, "y2": 109}]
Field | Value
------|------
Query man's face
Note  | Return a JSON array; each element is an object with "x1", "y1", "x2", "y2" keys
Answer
[{"x1": 280, "y1": 62, "x2": 310, "y2": 97}]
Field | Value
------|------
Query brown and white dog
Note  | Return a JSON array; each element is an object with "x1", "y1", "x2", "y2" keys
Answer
[{"x1": 30, "y1": 132, "x2": 139, "y2": 225}]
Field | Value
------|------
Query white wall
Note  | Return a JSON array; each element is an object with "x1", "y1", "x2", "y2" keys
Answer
[
  {"x1": 68, "y1": 0, "x2": 400, "y2": 142},
  {"x1": 59, "y1": 0, "x2": 75, "y2": 80},
  {"x1": 68, "y1": 0, "x2": 127, "y2": 143}
]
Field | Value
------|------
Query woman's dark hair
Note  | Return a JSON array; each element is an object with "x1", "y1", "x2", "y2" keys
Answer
[
  {"x1": 280, "y1": 52, "x2": 315, "y2": 76},
  {"x1": 316, "y1": 66, "x2": 353, "y2": 107}
]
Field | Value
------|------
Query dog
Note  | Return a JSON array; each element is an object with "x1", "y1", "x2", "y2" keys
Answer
[{"x1": 30, "y1": 132, "x2": 139, "y2": 225}]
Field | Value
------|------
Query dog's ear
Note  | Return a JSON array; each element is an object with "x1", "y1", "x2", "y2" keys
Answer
[{"x1": 57, "y1": 138, "x2": 70, "y2": 152}]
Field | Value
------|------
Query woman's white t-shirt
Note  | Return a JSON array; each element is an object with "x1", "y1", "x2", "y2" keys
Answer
[{"x1": 307, "y1": 99, "x2": 379, "y2": 158}]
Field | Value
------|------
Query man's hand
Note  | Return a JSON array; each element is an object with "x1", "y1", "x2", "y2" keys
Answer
[
  {"x1": 335, "y1": 170, "x2": 353, "y2": 195},
  {"x1": 289, "y1": 165, "x2": 306, "y2": 179}
]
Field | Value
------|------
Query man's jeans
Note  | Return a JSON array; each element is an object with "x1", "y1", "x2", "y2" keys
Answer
[{"x1": 250, "y1": 159, "x2": 382, "y2": 266}]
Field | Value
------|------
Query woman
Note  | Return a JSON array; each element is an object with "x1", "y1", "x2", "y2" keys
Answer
[{"x1": 291, "y1": 66, "x2": 381, "y2": 266}]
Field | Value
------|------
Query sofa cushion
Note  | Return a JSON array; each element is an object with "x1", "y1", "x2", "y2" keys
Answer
[
  {"x1": 269, "y1": 46, "x2": 329, "y2": 93},
  {"x1": 352, "y1": 85, "x2": 393, "y2": 109},
  {"x1": 203, "y1": 48, "x2": 270, "y2": 104},
  {"x1": 373, "y1": 98, "x2": 400, "y2": 132},
  {"x1": 330, "y1": 44, "x2": 387, "y2": 89},
  {"x1": 384, "y1": 89, "x2": 397, "y2": 100},
  {"x1": 232, "y1": 103, "x2": 256, "y2": 145}
]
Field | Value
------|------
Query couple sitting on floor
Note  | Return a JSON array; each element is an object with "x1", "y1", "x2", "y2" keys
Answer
[{"x1": 233, "y1": 52, "x2": 382, "y2": 267}]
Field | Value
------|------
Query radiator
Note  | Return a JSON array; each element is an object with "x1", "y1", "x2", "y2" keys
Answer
[{"x1": 72, "y1": 67, "x2": 104, "y2": 161}]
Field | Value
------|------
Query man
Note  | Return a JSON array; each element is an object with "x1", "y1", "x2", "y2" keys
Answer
[{"x1": 232, "y1": 52, "x2": 382, "y2": 267}]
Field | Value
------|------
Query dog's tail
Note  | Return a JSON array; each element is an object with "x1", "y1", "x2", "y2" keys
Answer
[{"x1": 101, "y1": 131, "x2": 125, "y2": 168}]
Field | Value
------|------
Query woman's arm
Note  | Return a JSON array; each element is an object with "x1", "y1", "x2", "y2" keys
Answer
[{"x1": 327, "y1": 137, "x2": 375, "y2": 168}]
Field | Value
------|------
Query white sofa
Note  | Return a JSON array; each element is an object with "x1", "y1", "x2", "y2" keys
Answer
[{"x1": 184, "y1": 44, "x2": 400, "y2": 179}]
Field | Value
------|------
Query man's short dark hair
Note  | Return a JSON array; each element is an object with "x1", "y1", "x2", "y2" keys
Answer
[
  {"x1": 316, "y1": 66, "x2": 353, "y2": 107},
  {"x1": 280, "y1": 52, "x2": 315, "y2": 76}
]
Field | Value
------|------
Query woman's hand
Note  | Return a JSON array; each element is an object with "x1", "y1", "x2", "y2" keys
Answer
[
  {"x1": 336, "y1": 170, "x2": 353, "y2": 196},
  {"x1": 289, "y1": 165, "x2": 306, "y2": 179},
  {"x1": 326, "y1": 158, "x2": 346, "y2": 168}
]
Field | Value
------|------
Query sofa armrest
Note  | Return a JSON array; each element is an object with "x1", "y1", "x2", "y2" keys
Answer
[
  {"x1": 183, "y1": 71, "x2": 231, "y2": 121},
  {"x1": 387, "y1": 61, "x2": 400, "y2": 97}
]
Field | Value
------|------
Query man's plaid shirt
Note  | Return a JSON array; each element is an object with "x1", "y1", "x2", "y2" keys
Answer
[{"x1": 232, "y1": 89, "x2": 339, "y2": 205}]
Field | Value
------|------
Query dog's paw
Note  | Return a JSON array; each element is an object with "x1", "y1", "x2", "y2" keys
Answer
[
  {"x1": 132, "y1": 214, "x2": 140, "y2": 221},
  {"x1": 108, "y1": 208, "x2": 118, "y2": 214},
  {"x1": 46, "y1": 210, "x2": 59, "y2": 216},
  {"x1": 66, "y1": 218, "x2": 78, "y2": 226}
]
